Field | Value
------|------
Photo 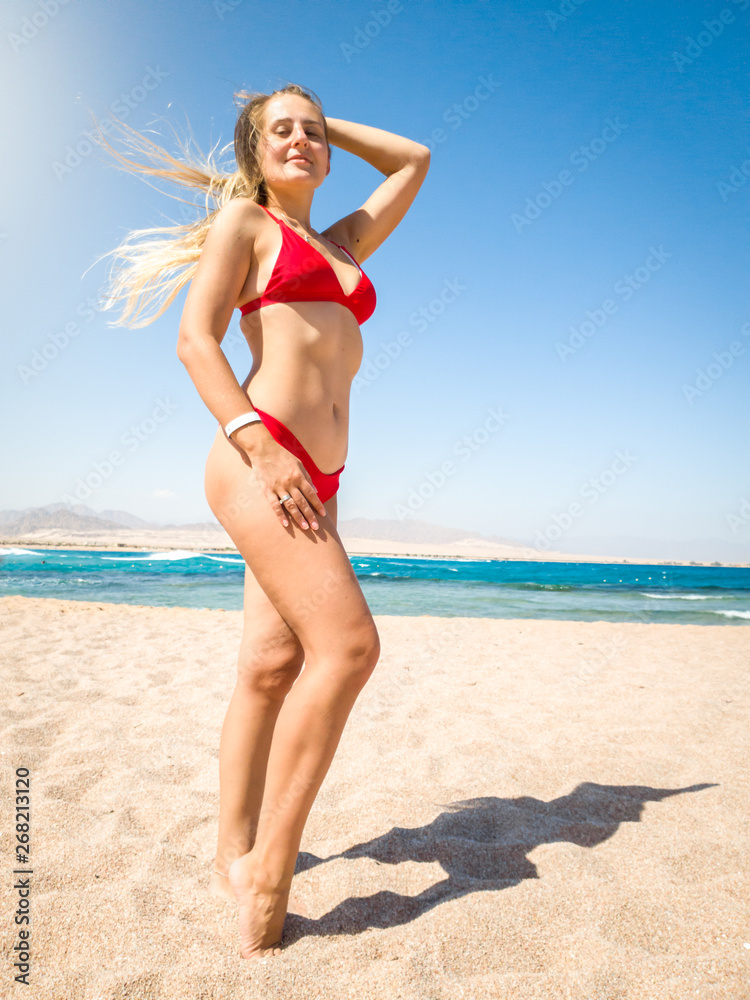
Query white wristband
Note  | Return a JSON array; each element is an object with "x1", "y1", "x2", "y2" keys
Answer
[{"x1": 224, "y1": 411, "x2": 263, "y2": 439}]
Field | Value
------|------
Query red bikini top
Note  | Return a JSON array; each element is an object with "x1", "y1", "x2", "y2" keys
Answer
[{"x1": 239, "y1": 205, "x2": 376, "y2": 325}]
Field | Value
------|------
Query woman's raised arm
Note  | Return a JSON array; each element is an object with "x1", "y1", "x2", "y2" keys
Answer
[{"x1": 322, "y1": 117, "x2": 430, "y2": 261}]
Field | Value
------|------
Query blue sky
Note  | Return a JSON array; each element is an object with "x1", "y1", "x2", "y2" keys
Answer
[{"x1": 1, "y1": 0, "x2": 748, "y2": 554}]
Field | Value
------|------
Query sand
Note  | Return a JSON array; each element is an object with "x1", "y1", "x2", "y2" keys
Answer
[{"x1": 1, "y1": 595, "x2": 748, "y2": 998}]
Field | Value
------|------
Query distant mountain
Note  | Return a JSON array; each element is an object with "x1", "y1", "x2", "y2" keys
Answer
[
  {"x1": 0, "y1": 503, "x2": 152, "y2": 529},
  {"x1": 92, "y1": 508, "x2": 154, "y2": 528},
  {"x1": 1, "y1": 508, "x2": 126, "y2": 536},
  {"x1": 0, "y1": 504, "x2": 224, "y2": 535},
  {"x1": 1, "y1": 506, "x2": 747, "y2": 565},
  {"x1": 1, "y1": 506, "x2": 529, "y2": 546},
  {"x1": 0, "y1": 510, "x2": 25, "y2": 525}
]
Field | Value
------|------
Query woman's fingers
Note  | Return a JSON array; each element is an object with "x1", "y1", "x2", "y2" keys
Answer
[
  {"x1": 282, "y1": 484, "x2": 323, "y2": 530},
  {"x1": 305, "y1": 485, "x2": 327, "y2": 520},
  {"x1": 249, "y1": 450, "x2": 328, "y2": 530},
  {"x1": 285, "y1": 484, "x2": 318, "y2": 528},
  {"x1": 282, "y1": 493, "x2": 311, "y2": 530},
  {"x1": 268, "y1": 492, "x2": 291, "y2": 528}
]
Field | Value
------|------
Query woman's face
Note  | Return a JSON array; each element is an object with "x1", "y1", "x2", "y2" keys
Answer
[{"x1": 259, "y1": 94, "x2": 330, "y2": 194}]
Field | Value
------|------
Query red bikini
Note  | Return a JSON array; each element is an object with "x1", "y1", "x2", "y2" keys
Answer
[
  {"x1": 240, "y1": 205, "x2": 376, "y2": 325},
  {"x1": 237, "y1": 205, "x2": 377, "y2": 502}
]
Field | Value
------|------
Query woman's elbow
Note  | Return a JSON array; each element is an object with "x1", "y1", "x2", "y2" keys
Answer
[
  {"x1": 413, "y1": 145, "x2": 431, "y2": 168},
  {"x1": 176, "y1": 332, "x2": 192, "y2": 363},
  {"x1": 176, "y1": 326, "x2": 202, "y2": 364},
  {"x1": 176, "y1": 319, "x2": 203, "y2": 357}
]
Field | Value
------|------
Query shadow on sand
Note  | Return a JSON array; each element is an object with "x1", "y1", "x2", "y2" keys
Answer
[{"x1": 285, "y1": 781, "x2": 716, "y2": 942}]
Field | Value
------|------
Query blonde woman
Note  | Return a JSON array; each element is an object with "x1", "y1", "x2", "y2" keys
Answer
[{"x1": 97, "y1": 83, "x2": 429, "y2": 959}]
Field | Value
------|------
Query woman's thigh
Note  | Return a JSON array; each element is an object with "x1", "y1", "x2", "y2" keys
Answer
[
  {"x1": 237, "y1": 493, "x2": 339, "y2": 664},
  {"x1": 205, "y1": 428, "x2": 375, "y2": 661}
]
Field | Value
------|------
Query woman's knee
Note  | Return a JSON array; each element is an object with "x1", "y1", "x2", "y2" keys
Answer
[
  {"x1": 326, "y1": 620, "x2": 381, "y2": 687},
  {"x1": 236, "y1": 633, "x2": 305, "y2": 699}
]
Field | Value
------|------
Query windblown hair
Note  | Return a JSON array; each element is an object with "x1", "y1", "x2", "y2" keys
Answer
[{"x1": 91, "y1": 83, "x2": 330, "y2": 328}]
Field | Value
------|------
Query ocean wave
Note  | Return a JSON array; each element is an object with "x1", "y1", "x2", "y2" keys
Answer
[
  {"x1": 0, "y1": 547, "x2": 42, "y2": 556},
  {"x1": 203, "y1": 554, "x2": 244, "y2": 564},
  {"x1": 712, "y1": 609, "x2": 750, "y2": 619},
  {"x1": 640, "y1": 593, "x2": 713, "y2": 600},
  {"x1": 101, "y1": 550, "x2": 207, "y2": 562}
]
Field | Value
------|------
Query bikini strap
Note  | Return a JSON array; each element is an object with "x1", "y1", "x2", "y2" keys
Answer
[{"x1": 330, "y1": 241, "x2": 362, "y2": 272}]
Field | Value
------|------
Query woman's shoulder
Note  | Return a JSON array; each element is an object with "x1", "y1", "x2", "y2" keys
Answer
[{"x1": 210, "y1": 197, "x2": 267, "y2": 240}]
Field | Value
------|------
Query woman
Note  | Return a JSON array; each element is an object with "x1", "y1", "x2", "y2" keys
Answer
[{"x1": 96, "y1": 83, "x2": 429, "y2": 959}]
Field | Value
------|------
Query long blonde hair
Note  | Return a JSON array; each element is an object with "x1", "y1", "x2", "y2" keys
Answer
[{"x1": 91, "y1": 83, "x2": 330, "y2": 328}]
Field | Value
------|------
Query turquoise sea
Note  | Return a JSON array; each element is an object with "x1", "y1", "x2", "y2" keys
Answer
[{"x1": 1, "y1": 547, "x2": 749, "y2": 625}]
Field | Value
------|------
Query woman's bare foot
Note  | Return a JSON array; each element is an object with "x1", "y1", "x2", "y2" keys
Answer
[
  {"x1": 228, "y1": 853, "x2": 291, "y2": 959},
  {"x1": 208, "y1": 869, "x2": 235, "y2": 902},
  {"x1": 210, "y1": 864, "x2": 309, "y2": 916}
]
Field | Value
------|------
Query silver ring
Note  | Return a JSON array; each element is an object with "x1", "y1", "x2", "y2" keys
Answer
[{"x1": 279, "y1": 494, "x2": 293, "y2": 505}]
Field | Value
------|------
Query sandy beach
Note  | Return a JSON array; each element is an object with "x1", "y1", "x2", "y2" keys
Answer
[{"x1": 2, "y1": 594, "x2": 748, "y2": 998}]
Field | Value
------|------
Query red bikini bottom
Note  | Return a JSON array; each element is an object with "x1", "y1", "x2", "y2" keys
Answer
[{"x1": 252, "y1": 406, "x2": 344, "y2": 503}]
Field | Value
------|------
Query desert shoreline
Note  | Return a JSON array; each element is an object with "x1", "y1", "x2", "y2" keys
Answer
[{"x1": 1, "y1": 535, "x2": 745, "y2": 567}]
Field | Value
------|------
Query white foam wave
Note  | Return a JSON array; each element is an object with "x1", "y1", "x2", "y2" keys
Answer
[
  {"x1": 641, "y1": 592, "x2": 713, "y2": 601},
  {"x1": 712, "y1": 610, "x2": 750, "y2": 620},
  {"x1": 0, "y1": 547, "x2": 41, "y2": 556},
  {"x1": 101, "y1": 549, "x2": 206, "y2": 562},
  {"x1": 204, "y1": 554, "x2": 244, "y2": 564}
]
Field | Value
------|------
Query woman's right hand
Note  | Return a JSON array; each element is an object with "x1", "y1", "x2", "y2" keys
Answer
[{"x1": 229, "y1": 425, "x2": 327, "y2": 530}]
